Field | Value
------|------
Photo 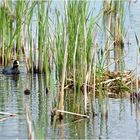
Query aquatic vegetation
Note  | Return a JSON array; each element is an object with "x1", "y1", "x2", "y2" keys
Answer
[
  {"x1": 1, "y1": 0, "x2": 140, "y2": 139},
  {"x1": 103, "y1": 0, "x2": 127, "y2": 71},
  {"x1": 0, "y1": 1, "x2": 138, "y2": 136}
]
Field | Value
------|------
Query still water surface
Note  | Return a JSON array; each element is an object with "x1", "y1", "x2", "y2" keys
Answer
[
  {"x1": 0, "y1": 68, "x2": 140, "y2": 139},
  {"x1": 1, "y1": 0, "x2": 140, "y2": 139}
]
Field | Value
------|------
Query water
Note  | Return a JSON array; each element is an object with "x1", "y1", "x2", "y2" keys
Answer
[
  {"x1": 1, "y1": 0, "x2": 140, "y2": 139},
  {"x1": 125, "y1": 0, "x2": 140, "y2": 72},
  {"x1": 0, "y1": 68, "x2": 140, "y2": 139}
]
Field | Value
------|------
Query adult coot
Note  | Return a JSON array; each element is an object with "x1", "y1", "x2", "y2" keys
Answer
[{"x1": 2, "y1": 60, "x2": 20, "y2": 74}]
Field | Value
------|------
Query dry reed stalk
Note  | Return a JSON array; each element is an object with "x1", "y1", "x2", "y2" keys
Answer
[
  {"x1": 114, "y1": 14, "x2": 119, "y2": 71},
  {"x1": 56, "y1": 110, "x2": 89, "y2": 118},
  {"x1": 26, "y1": 104, "x2": 34, "y2": 140},
  {"x1": 21, "y1": 45, "x2": 30, "y2": 72},
  {"x1": 0, "y1": 111, "x2": 16, "y2": 116},
  {"x1": 83, "y1": 19, "x2": 88, "y2": 114},
  {"x1": 84, "y1": 31, "x2": 97, "y2": 114},
  {"x1": 100, "y1": 76, "x2": 131, "y2": 85},
  {"x1": 59, "y1": 23, "x2": 69, "y2": 117},
  {"x1": 136, "y1": 43, "x2": 139, "y2": 92},
  {"x1": 93, "y1": 38, "x2": 97, "y2": 116},
  {"x1": 135, "y1": 33, "x2": 140, "y2": 92},
  {"x1": 22, "y1": 24, "x2": 31, "y2": 72},
  {"x1": 105, "y1": 11, "x2": 112, "y2": 68}
]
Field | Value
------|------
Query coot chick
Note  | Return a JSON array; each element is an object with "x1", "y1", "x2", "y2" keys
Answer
[
  {"x1": 24, "y1": 89, "x2": 31, "y2": 95},
  {"x1": 2, "y1": 60, "x2": 20, "y2": 75}
]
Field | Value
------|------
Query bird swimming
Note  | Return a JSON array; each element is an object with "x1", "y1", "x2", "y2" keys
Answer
[
  {"x1": 2, "y1": 60, "x2": 20, "y2": 75},
  {"x1": 24, "y1": 89, "x2": 31, "y2": 95}
]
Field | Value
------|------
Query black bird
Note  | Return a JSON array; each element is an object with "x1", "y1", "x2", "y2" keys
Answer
[
  {"x1": 24, "y1": 89, "x2": 31, "y2": 95},
  {"x1": 2, "y1": 60, "x2": 20, "y2": 75}
]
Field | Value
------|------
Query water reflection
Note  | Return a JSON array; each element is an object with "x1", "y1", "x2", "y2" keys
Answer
[
  {"x1": 0, "y1": 72, "x2": 28, "y2": 139},
  {"x1": 25, "y1": 95, "x2": 34, "y2": 139},
  {"x1": 1, "y1": 72, "x2": 140, "y2": 139},
  {"x1": 130, "y1": 99, "x2": 140, "y2": 138}
]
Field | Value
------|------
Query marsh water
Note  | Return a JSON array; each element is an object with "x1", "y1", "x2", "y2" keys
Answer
[
  {"x1": 0, "y1": 67, "x2": 140, "y2": 139},
  {"x1": 1, "y1": 0, "x2": 140, "y2": 139}
]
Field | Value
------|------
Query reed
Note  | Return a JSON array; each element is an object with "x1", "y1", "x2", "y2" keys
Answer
[
  {"x1": 27, "y1": 2, "x2": 34, "y2": 72},
  {"x1": 58, "y1": 0, "x2": 69, "y2": 117},
  {"x1": 0, "y1": 0, "x2": 12, "y2": 65},
  {"x1": 64, "y1": 0, "x2": 100, "y2": 114},
  {"x1": 37, "y1": 2, "x2": 44, "y2": 73},
  {"x1": 103, "y1": 0, "x2": 126, "y2": 71},
  {"x1": 66, "y1": 0, "x2": 88, "y2": 85},
  {"x1": 0, "y1": 0, "x2": 131, "y2": 121},
  {"x1": 103, "y1": 0, "x2": 112, "y2": 69},
  {"x1": 0, "y1": 1, "x2": 31, "y2": 65},
  {"x1": 135, "y1": 33, "x2": 140, "y2": 92},
  {"x1": 15, "y1": 1, "x2": 23, "y2": 54}
]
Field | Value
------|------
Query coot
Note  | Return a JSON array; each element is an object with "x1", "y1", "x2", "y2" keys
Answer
[{"x1": 2, "y1": 60, "x2": 20, "y2": 75}]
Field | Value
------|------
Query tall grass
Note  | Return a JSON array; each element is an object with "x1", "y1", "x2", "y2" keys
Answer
[
  {"x1": 0, "y1": 0, "x2": 130, "y2": 118},
  {"x1": 62, "y1": 0, "x2": 100, "y2": 114},
  {"x1": 0, "y1": 0, "x2": 13, "y2": 65},
  {"x1": 0, "y1": 1, "x2": 32, "y2": 65}
]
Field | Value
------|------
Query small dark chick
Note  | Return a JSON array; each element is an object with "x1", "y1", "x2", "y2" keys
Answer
[{"x1": 24, "y1": 89, "x2": 31, "y2": 95}]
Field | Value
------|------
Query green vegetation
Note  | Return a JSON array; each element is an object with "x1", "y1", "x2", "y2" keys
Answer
[{"x1": 0, "y1": 0, "x2": 136, "y2": 128}]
